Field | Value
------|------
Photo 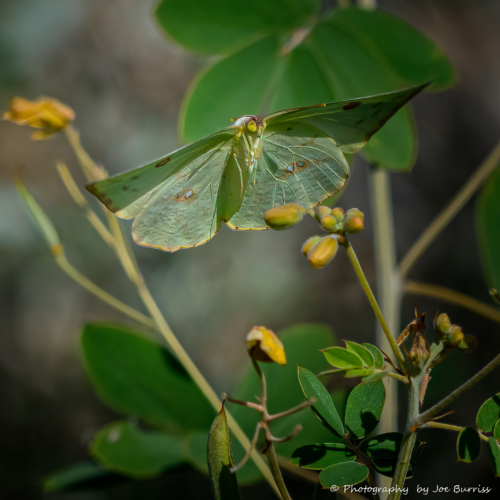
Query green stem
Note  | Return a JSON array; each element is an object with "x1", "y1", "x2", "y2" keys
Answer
[
  {"x1": 404, "y1": 281, "x2": 500, "y2": 325},
  {"x1": 399, "y1": 139, "x2": 500, "y2": 278},
  {"x1": 265, "y1": 444, "x2": 292, "y2": 500},
  {"x1": 343, "y1": 238, "x2": 407, "y2": 373},
  {"x1": 423, "y1": 421, "x2": 489, "y2": 442},
  {"x1": 416, "y1": 350, "x2": 500, "y2": 425},
  {"x1": 367, "y1": 469, "x2": 381, "y2": 500}
]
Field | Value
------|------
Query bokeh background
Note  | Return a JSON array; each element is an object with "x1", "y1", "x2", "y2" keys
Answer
[{"x1": 1, "y1": 0, "x2": 499, "y2": 498}]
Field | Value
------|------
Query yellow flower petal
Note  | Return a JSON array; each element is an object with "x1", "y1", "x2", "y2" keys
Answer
[
  {"x1": 3, "y1": 96, "x2": 75, "y2": 139},
  {"x1": 246, "y1": 326, "x2": 286, "y2": 365}
]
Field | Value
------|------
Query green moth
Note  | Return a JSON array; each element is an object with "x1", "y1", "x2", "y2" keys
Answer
[{"x1": 87, "y1": 85, "x2": 425, "y2": 252}]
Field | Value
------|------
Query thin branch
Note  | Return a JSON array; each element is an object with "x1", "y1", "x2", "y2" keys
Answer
[
  {"x1": 399, "y1": 140, "x2": 500, "y2": 278},
  {"x1": 405, "y1": 281, "x2": 500, "y2": 324},
  {"x1": 265, "y1": 443, "x2": 292, "y2": 500},
  {"x1": 231, "y1": 423, "x2": 262, "y2": 473},
  {"x1": 268, "y1": 400, "x2": 314, "y2": 421},
  {"x1": 342, "y1": 238, "x2": 407, "y2": 373},
  {"x1": 422, "y1": 421, "x2": 489, "y2": 442},
  {"x1": 417, "y1": 350, "x2": 500, "y2": 425}
]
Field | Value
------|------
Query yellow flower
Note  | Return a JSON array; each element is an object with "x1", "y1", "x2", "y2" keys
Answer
[
  {"x1": 246, "y1": 326, "x2": 286, "y2": 365},
  {"x1": 3, "y1": 96, "x2": 75, "y2": 140}
]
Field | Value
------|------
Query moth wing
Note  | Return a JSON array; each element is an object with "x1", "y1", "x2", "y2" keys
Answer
[
  {"x1": 227, "y1": 122, "x2": 349, "y2": 230},
  {"x1": 86, "y1": 127, "x2": 237, "y2": 214},
  {"x1": 127, "y1": 145, "x2": 233, "y2": 252},
  {"x1": 263, "y1": 84, "x2": 427, "y2": 153}
]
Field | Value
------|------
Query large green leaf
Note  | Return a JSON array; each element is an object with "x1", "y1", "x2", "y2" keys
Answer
[
  {"x1": 487, "y1": 437, "x2": 500, "y2": 477},
  {"x1": 359, "y1": 432, "x2": 404, "y2": 459},
  {"x1": 208, "y1": 404, "x2": 241, "y2": 500},
  {"x1": 319, "y1": 461, "x2": 369, "y2": 488},
  {"x1": 456, "y1": 427, "x2": 481, "y2": 463},
  {"x1": 476, "y1": 393, "x2": 500, "y2": 432},
  {"x1": 230, "y1": 324, "x2": 343, "y2": 484},
  {"x1": 43, "y1": 462, "x2": 125, "y2": 492},
  {"x1": 476, "y1": 168, "x2": 500, "y2": 291},
  {"x1": 180, "y1": 36, "x2": 281, "y2": 143},
  {"x1": 291, "y1": 443, "x2": 355, "y2": 470},
  {"x1": 154, "y1": 0, "x2": 321, "y2": 55},
  {"x1": 344, "y1": 381, "x2": 386, "y2": 439},
  {"x1": 90, "y1": 421, "x2": 184, "y2": 477},
  {"x1": 81, "y1": 323, "x2": 215, "y2": 433}
]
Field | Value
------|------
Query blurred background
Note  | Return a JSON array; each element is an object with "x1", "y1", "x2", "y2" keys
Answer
[{"x1": 1, "y1": 0, "x2": 499, "y2": 498}]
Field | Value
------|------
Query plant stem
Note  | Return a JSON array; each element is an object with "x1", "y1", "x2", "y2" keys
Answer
[
  {"x1": 416, "y1": 350, "x2": 500, "y2": 425},
  {"x1": 265, "y1": 444, "x2": 292, "y2": 500},
  {"x1": 423, "y1": 421, "x2": 489, "y2": 442},
  {"x1": 64, "y1": 129, "x2": 279, "y2": 495},
  {"x1": 367, "y1": 469, "x2": 381, "y2": 500},
  {"x1": 343, "y1": 238, "x2": 407, "y2": 373},
  {"x1": 55, "y1": 250, "x2": 157, "y2": 329},
  {"x1": 399, "y1": 139, "x2": 500, "y2": 278},
  {"x1": 404, "y1": 281, "x2": 500, "y2": 324}
]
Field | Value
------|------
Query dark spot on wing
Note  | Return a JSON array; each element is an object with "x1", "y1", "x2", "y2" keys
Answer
[
  {"x1": 287, "y1": 127, "x2": 292, "y2": 131},
  {"x1": 156, "y1": 157, "x2": 171, "y2": 168},
  {"x1": 286, "y1": 160, "x2": 310, "y2": 175},
  {"x1": 131, "y1": 176, "x2": 139, "y2": 180},
  {"x1": 343, "y1": 101, "x2": 361, "y2": 111},
  {"x1": 122, "y1": 186, "x2": 128, "y2": 191},
  {"x1": 174, "y1": 188, "x2": 196, "y2": 202}
]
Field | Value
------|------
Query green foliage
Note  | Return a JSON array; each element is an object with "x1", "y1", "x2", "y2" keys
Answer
[
  {"x1": 298, "y1": 367, "x2": 345, "y2": 438},
  {"x1": 81, "y1": 323, "x2": 215, "y2": 433},
  {"x1": 494, "y1": 419, "x2": 500, "y2": 440},
  {"x1": 456, "y1": 427, "x2": 481, "y2": 463},
  {"x1": 323, "y1": 346, "x2": 363, "y2": 370},
  {"x1": 476, "y1": 168, "x2": 500, "y2": 291},
  {"x1": 156, "y1": 1, "x2": 455, "y2": 170},
  {"x1": 344, "y1": 381, "x2": 386, "y2": 439},
  {"x1": 42, "y1": 462, "x2": 125, "y2": 493},
  {"x1": 476, "y1": 393, "x2": 500, "y2": 432},
  {"x1": 362, "y1": 343, "x2": 385, "y2": 368},
  {"x1": 487, "y1": 437, "x2": 500, "y2": 478},
  {"x1": 89, "y1": 421, "x2": 184, "y2": 477},
  {"x1": 371, "y1": 459, "x2": 413, "y2": 479},
  {"x1": 344, "y1": 341, "x2": 375, "y2": 368},
  {"x1": 291, "y1": 443, "x2": 355, "y2": 470},
  {"x1": 319, "y1": 461, "x2": 369, "y2": 488},
  {"x1": 359, "y1": 432, "x2": 404, "y2": 459},
  {"x1": 207, "y1": 404, "x2": 241, "y2": 500}
]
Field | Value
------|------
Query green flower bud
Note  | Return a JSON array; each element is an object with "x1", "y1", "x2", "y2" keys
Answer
[
  {"x1": 448, "y1": 325, "x2": 464, "y2": 346},
  {"x1": 330, "y1": 207, "x2": 345, "y2": 223},
  {"x1": 314, "y1": 206, "x2": 332, "y2": 219},
  {"x1": 307, "y1": 235, "x2": 339, "y2": 269},
  {"x1": 435, "y1": 313, "x2": 452, "y2": 338},
  {"x1": 264, "y1": 203, "x2": 309, "y2": 230},
  {"x1": 301, "y1": 235, "x2": 321, "y2": 256},
  {"x1": 457, "y1": 334, "x2": 478, "y2": 353},
  {"x1": 343, "y1": 208, "x2": 364, "y2": 234},
  {"x1": 320, "y1": 214, "x2": 339, "y2": 231}
]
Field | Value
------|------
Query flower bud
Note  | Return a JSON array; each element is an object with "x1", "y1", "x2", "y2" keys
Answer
[
  {"x1": 330, "y1": 207, "x2": 345, "y2": 223},
  {"x1": 301, "y1": 235, "x2": 321, "y2": 256},
  {"x1": 457, "y1": 334, "x2": 478, "y2": 353},
  {"x1": 320, "y1": 214, "x2": 339, "y2": 231},
  {"x1": 307, "y1": 235, "x2": 338, "y2": 269},
  {"x1": 314, "y1": 206, "x2": 331, "y2": 219},
  {"x1": 264, "y1": 203, "x2": 309, "y2": 230},
  {"x1": 448, "y1": 325, "x2": 464, "y2": 346},
  {"x1": 343, "y1": 209, "x2": 364, "y2": 234},
  {"x1": 435, "y1": 313, "x2": 452, "y2": 339},
  {"x1": 246, "y1": 326, "x2": 286, "y2": 365}
]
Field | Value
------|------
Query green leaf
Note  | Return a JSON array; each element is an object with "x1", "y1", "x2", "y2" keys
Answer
[
  {"x1": 362, "y1": 343, "x2": 385, "y2": 369},
  {"x1": 319, "y1": 461, "x2": 369, "y2": 488},
  {"x1": 81, "y1": 323, "x2": 214, "y2": 433},
  {"x1": 359, "y1": 432, "x2": 404, "y2": 459},
  {"x1": 291, "y1": 443, "x2": 355, "y2": 470},
  {"x1": 298, "y1": 367, "x2": 345, "y2": 438},
  {"x1": 90, "y1": 421, "x2": 183, "y2": 477},
  {"x1": 323, "y1": 347, "x2": 364, "y2": 370},
  {"x1": 345, "y1": 368, "x2": 373, "y2": 378},
  {"x1": 344, "y1": 341, "x2": 375, "y2": 368},
  {"x1": 476, "y1": 168, "x2": 500, "y2": 290},
  {"x1": 330, "y1": 7, "x2": 455, "y2": 90},
  {"x1": 487, "y1": 437, "x2": 500, "y2": 478},
  {"x1": 456, "y1": 427, "x2": 481, "y2": 463},
  {"x1": 494, "y1": 419, "x2": 500, "y2": 440},
  {"x1": 231, "y1": 324, "x2": 344, "y2": 484},
  {"x1": 371, "y1": 459, "x2": 413, "y2": 479},
  {"x1": 42, "y1": 462, "x2": 125, "y2": 493},
  {"x1": 154, "y1": 0, "x2": 320, "y2": 55},
  {"x1": 208, "y1": 403, "x2": 241, "y2": 500},
  {"x1": 476, "y1": 393, "x2": 500, "y2": 432},
  {"x1": 344, "y1": 381, "x2": 386, "y2": 439},
  {"x1": 180, "y1": 36, "x2": 281, "y2": 143}
]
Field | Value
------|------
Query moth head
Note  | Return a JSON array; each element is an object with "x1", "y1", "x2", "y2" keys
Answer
[
  {"x1": 247, "y1": 119, "x2": 257, "y2": 133},
  {"x1": 232, "y1": 115, "x2": 265, "y2": 135}
]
